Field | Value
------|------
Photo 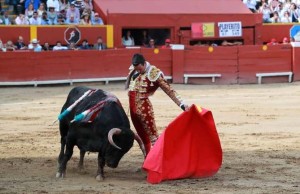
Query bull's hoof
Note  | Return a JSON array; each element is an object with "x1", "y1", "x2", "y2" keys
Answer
[
  {"x1": 56, "y1": 172, "x2": 66, "y2": 178},
  {"x1": 95, "y1": 175, "x2": 104, "y2": 181}
]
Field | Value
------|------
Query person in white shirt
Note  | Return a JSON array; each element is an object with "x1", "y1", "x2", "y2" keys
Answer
[
  {"x1": 15, "y1": 13, "x2": 29, "y2": 25},
  {"x1": 122, "y1": 30, "x2": 135, "y2": 47},
  {"x1": 53, "y1": 41, "x2": 69, "y2": 50},
  {"x1": 29, "y1": 11, "x2": 42, "y2": 25},
  {"x1": 28, "y1": 38, "x2": 42, "y2": 51}
]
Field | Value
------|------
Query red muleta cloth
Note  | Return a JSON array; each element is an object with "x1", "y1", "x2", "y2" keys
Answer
[{"x1": 142, "y1": 104, "x2": 222, "y2": 184}]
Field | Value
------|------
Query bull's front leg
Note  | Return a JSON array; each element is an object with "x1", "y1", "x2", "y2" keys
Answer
[
  {"x1": 56, "y1": 140, "x2": 75, "y2": 178},
  {"x1": 96, "y1": 153, "x2": 105, "y2": 181},
  {"x1": 57, "y1": 136, "x2": 66, "y2": 171}
]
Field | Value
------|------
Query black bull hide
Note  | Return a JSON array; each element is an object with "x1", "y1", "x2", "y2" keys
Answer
[{"x1": 56, "y1": 86, "x2": 145, "y2": 180}]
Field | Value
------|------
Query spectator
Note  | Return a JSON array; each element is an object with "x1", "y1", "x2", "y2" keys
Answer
[
  {"x1": 258, "y1": 3, "x2": 272, "y2": 23},
  {"x1": 66, "y1": 2, "x2": 80, "y2": 22},
  {"x1": 53, "y1": 41, "x2": 68, "y2": 50},
  {"x1": 28, "y1": 38, "x2": 42, "y2": 51},
  {"x1": 274, "y1": 2, "x2": 285, "y2": 18},
  {"x1": 141, "y1": 30, "x2": 150, "y2": 47},
  {"x1": 282, "y1": 37, "x2": 290, "y2": 44},
  {"x1": 79, "y1": 39, "x2": 90, "y2": 49},
  {"x1": 5, "y1": 40, "x2": 16, "y2": 51},
  {"x1": 147, "y1": 38, "x2": 156, "y2": 48},
  {"x1": 270, "y1": 11, "x2": 281, "y2": 23},
  {"x1": 161, "y1": 39, "x2": 171, "y2": 49},
  {"x1": 65, "y1": 14, "x2": 79, "y2": 24},
  {"x1": 267, "y1": 38, "x2": 278, "y2": 45},
  {"x1": 41, "y1": 11, "x2": 50, "y2": 25},
  {"x1": 29, "y1": 11, "x2": 42, "y2": 25},
  {"x1": 47, "y1": 0, "x2": 60, "y2": 12},
  {"x1": 42, "y1": 42, "x2": 52, "y2": 50},
  {"x1": 269, "y1": 0, "x2": 280, "y2": 12},
  {"x1": 93, "y1": 36, "x2": 107, "y2": 50},
  {"x1": 0, "y1": 39, "x2": 4, "y2": 51},
  {"x1": 68, "y1": 41, "x2": 78, "y2": 50},
  {"x1": 37, "y1": 3, "x2": 46, "y2": 17},
  {"x1": 80, "y1": 0, "x2": 92, "y2": 13},
  {"x1": 25, "y1": 3, "x2": 35, "y2": 19},
  {"x1": 281, "y1": 11, "x2": 291, "y2": 23},
  {"x1": 15, "y1": 13, "x2": 29, "y2": 25},
  {"x1": 15, "y1": 36, "x2": 28, "y2": 50},
  {"x1": 47, "y1": 6, "x2": 57, "y2": 24},
  {"x1": 243, "y1": 0, "x2": 257, "y2": 13},
  {"x1": 289, "y1": 3, "x2": 299, "y2": 22},
  {"x1": 59, "y1": 0, "x2": 69, "y2": 13},
  {"x1": 122, "y1": 30, "x2": 135, "y2": 47},
  {"x1": 25, "y1": 0, "x2": 40, "y2": 10},
  {"x1": 56, "y1": 14, "x2": 65, "y2": 24},
  {"x1": 91, "y1": 12, "x2": 103, "y2": 25},
  {"x1": 0, "y1": 10, "x2": 14, "y2": 25},
  {"x1": 79, "y1": 12, "x2": 91, "y2": 25}
]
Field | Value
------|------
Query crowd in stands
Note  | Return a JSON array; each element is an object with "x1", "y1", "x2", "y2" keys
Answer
[
  {"x1": 243, "y1": 0, "x2": 300, "y2": 23},
  {"x1": 0, "y1": 0, "x2": 104, "y2": 25},
  {"x1": 0, "y1": 35, "x2": 108, "y2": 51}
]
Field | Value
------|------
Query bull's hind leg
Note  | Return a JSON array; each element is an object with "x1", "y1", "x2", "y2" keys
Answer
[
  {"x1": 78, "y1": 150, "x2": 86, "y2": 170},
  {"x1": 96, "y1": 153, "x2": 105, "y2": 181},
  {"x1": 56, "y1": 140, "x2": 75, "y2": 178}
]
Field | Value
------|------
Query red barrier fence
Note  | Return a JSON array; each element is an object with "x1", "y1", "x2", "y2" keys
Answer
[{"x1": 0, "y1": 45, "x2": 299, "y2": 86}]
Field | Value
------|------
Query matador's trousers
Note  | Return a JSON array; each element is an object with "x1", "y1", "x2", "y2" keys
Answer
[{"x1": 129, "y1": 91, "x2": 159, "y2": 155}]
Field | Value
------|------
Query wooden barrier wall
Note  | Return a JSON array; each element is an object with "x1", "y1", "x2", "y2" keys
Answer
[{"x1": 0, "y1": 45, "x2": 299, "y2": 85}]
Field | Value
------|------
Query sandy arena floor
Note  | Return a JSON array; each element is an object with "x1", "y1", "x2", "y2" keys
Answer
[{"x1": 0, "y1": 82, "x2": 299, "y2": 194}]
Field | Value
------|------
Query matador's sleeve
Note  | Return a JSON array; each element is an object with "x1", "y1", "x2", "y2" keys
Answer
[{"x1": 148, "y1": 66, "x2": 183, "y2": 107}]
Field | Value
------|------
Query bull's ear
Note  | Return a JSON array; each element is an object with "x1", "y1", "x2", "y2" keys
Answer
[{"x1": 108, "y1": 128, "x2": 122, "y2": 150}]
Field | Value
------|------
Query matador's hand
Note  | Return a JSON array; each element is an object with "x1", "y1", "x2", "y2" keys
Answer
[{"x1": 180, "y1": 104, "x2": 190, "y2": 111}]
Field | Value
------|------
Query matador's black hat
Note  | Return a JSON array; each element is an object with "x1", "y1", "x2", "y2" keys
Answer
[{"x1": 132, "y1": 53, "x2": 145, "y2": 66}]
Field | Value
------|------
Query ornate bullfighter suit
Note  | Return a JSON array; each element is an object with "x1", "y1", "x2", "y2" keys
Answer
[{"x1": 126, "y1": 61, "x2": 184, "y2": 155}]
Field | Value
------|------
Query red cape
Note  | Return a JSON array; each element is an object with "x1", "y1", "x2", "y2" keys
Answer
[{"x1": 142, "y1": 104, "x2": 222, "y2": 184}]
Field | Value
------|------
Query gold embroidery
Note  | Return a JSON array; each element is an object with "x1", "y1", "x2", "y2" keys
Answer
[{"x1": 147, "y1": 66, "x2": 162, "y2": 81}]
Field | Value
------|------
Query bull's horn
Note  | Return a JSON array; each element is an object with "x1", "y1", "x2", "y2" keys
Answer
[
  {"x1": 108, "y1": 128, "x2": 122, "y2": 150},
  {"x1": 134, "y1": 133, "x2": 146, "y2": 158}
]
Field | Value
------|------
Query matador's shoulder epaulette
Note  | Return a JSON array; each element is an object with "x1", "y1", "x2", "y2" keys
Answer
[{"x1": 147, "y1": 66, "x2": 163, "y2": 82}]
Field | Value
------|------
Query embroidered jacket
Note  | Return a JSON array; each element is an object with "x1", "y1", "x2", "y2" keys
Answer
[{"x1": 127, "y1": 62, "x2": 182, "y2": 106}]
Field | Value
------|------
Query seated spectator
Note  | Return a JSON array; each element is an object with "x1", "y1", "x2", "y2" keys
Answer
[
  {"x1": 47, "y1": 6, "x2": 58, "y2": 25},
  {"x1": 66, "y1": 2, "x2": 80, "y2": 22},
  {"x1": 28, "y1": 38, "x2": 42, "y2": 51},
  {"x1": 281, "y1": 11, "x2": 291, "y2": 23},
  {"x1": 25, "y1": 3, "x2": 35, "y2": 19},
  {"x1": 37, "y1": 3, "x2": 46, "y2": 18},
  {"x1": 53, "y1": 41, "x2": 68, "y2": 50},
  {"x1": 282, "y1": 37, "x2": 290, "y2": 44},
  {"x1": 147, "y1": 38, "x2": 156, "y2": 48},
  {"x1": 141, "y1": 30, "x2": 150, "y2": 47},
  {"x1": 41, "y1": 12, "x2": 50, "y2": 25},
  {"x1": 15, "y1": 13, "x2": 29, "y2": 25},
  {"x1": 42, "y1": 42, "x2": 52, "y2": 51},
  {"x1": 59, "y1": 0, "x2": 69, "y2": 13},
  {"x1": 15, "y1": 36, "x2": 28, "y2": 50},
  {"x1": 68, "y1": 41, "x2": 78, "y2": 50},
  {"x1": 0, "y1": 10, "x2": 14, "y2": 25},
  {"x1": 267, "y1": 38, "x2": 278, "y2": 45},
  {"x1": 65, "y1": 14, "x2": 79, "y2": 24},
  {"x1": 5, "y1": 40, "x2": 17, "y2": 51},
  {"x1": 56, "y1": 14, "x2": 65, "y2": 24},
  {"x1": 80, "y1": 0, "x2": 93, "y2": 13},
  {"x1": 47, "y1": 0, "x2": 60, "y2": 12},
  {"x1": 0, "y1": 39, "x2": 4, "y2": 51},
  {"x1": 79, "y1": 12, "x2": 91, "y2": 25},
  {"x1": 79, "y1": 39, "x2": 90, "y2": 49},
  {"x1": 29, "y1": 11, "x2": 42, "y2": 25},
  {"x1": 161, "y1": 39, "x2": 171, "y2": 49},
  {"x1": 25, "y1": 0, "x2": 39, "y2": 10},
  {"x1": 258, "y1": 3, "x2": 272, "y2": 23},
  {"x1": 122, "y1": 30, "x2": 135, "y2": 47},
  {"x1": 243, "y1": 0, "x2": 257, "y2": 13},
  {"x1": 270, "y1": 11, "x2": 281, "y2": 23},
  {"x1": 91, "y1": 12, "x2": 103, "y2": 25},
  {"x1": 93, "y1": 36, "x2": 107, "y2": 50}
]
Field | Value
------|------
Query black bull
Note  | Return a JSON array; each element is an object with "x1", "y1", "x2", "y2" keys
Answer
[{"x1": 56, "y1": 86, "x2": 145, "y2": 180}]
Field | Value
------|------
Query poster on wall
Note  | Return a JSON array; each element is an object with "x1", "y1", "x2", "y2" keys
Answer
[
  {"x1": 218, "y1": 21, "x2": 242, "y2": 37},
  {"x1": 191, "y1": 23, "x2": 215, "y2": 39}
]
